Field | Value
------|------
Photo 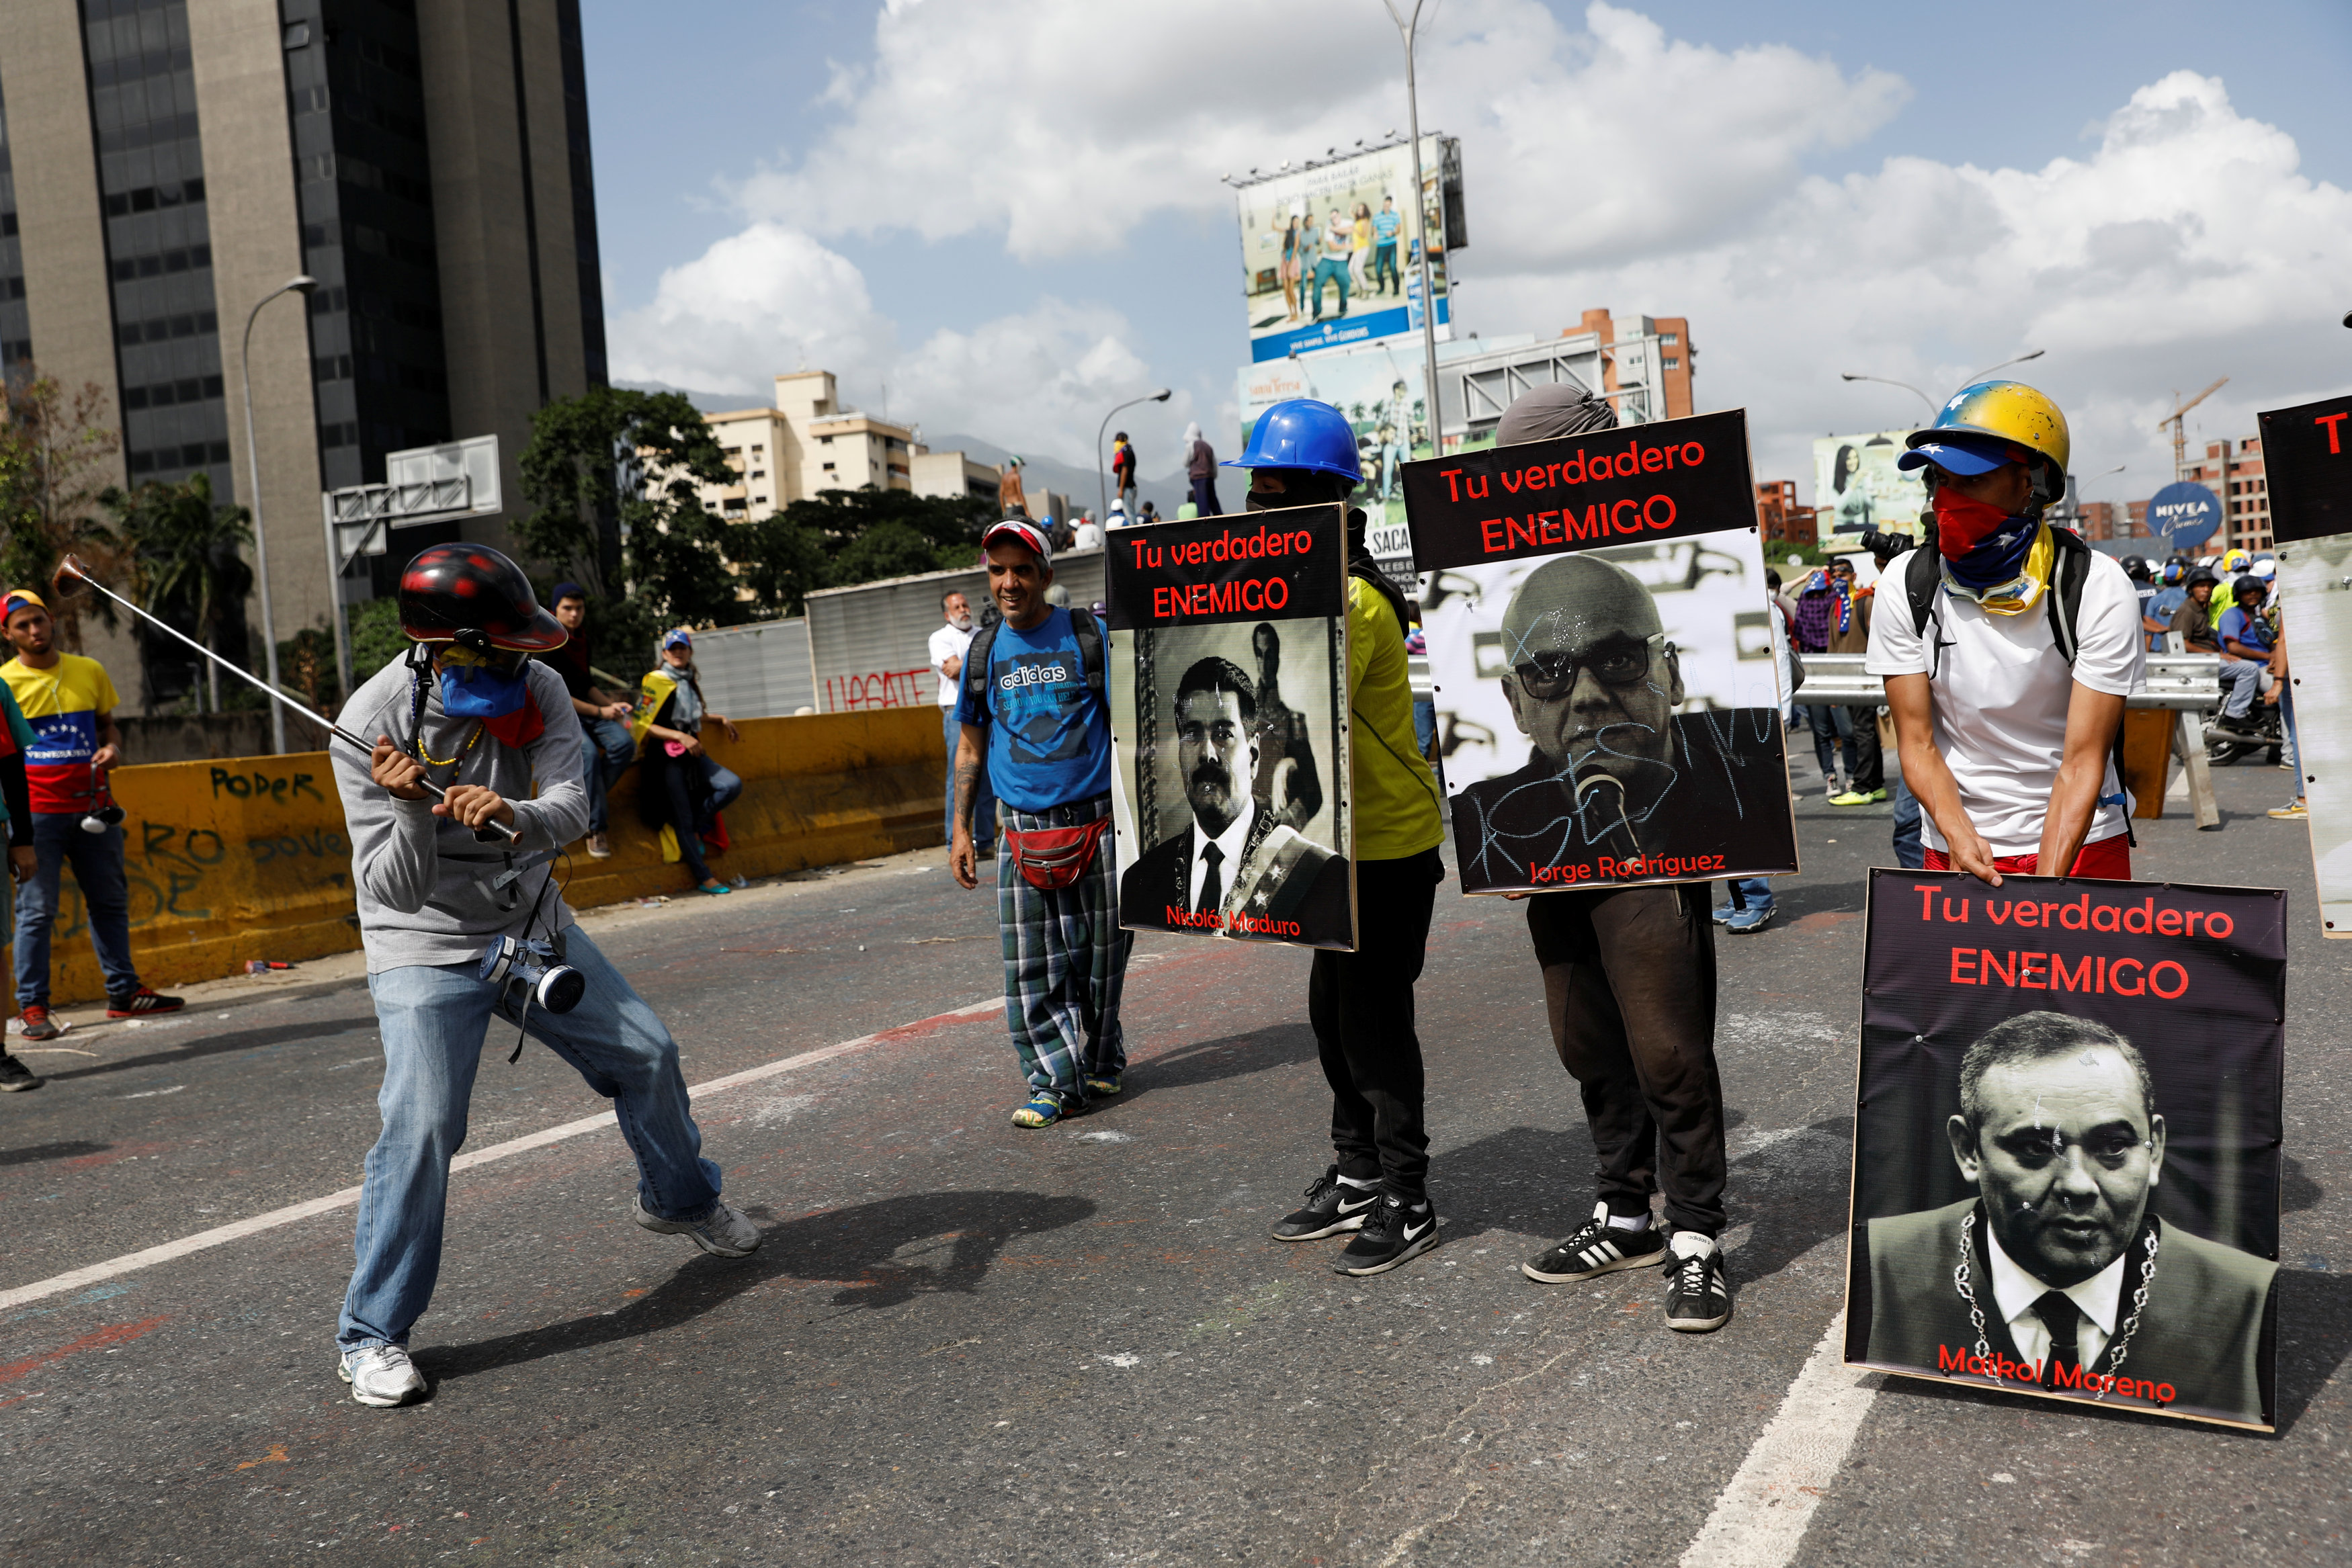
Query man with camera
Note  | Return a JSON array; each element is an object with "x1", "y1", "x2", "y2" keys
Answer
[
  {"x1": 330, "y1": 545, "x2": 757, "y2": 1410},
  {"x1": 0, "y1": 589, "x2": 181, "y2": 1041}
]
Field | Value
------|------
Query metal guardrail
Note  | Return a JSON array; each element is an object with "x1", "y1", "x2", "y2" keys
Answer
[{"x1": 1794, "y1": 653, "x2": 2222, "y2": 711}]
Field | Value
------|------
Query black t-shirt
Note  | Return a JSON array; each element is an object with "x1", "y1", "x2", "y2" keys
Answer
[{"x1": 544, "y1": 626, "x2": 597, "y2": 702}]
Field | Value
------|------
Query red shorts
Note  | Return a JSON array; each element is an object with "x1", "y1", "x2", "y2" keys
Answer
[{"x1": 1923, "y1": 836, "x2": 2132, "y2": 881}]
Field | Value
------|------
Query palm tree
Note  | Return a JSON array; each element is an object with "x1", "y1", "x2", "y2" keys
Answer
[{"x1": 102, "y1": 472, "x2": 253, "y2": 713}]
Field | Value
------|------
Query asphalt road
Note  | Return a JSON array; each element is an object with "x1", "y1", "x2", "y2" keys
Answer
[{"x1": 2, "y1": 748, "x2": 2346, "y2": 1566}]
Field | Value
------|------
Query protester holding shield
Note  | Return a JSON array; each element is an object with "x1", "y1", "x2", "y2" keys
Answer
[
  {"x1": 1865, "y1": 383, "x2": 2144, "y2": 883},
  {"x1": 950, "y1": 518, "x2": 1132, "y2": 1129},
  {"x1": 329, "y1": 544, "x2": 757, "y2": 1409},
  {"x1": 1469, "y1": 386, "x2": 1735, "y2": 1334},
  {"x1": 1236, "y1": 400, "x2": 1449, "y2": 1278}
]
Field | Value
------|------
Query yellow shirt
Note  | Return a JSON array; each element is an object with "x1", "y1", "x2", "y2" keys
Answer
[{"x1": 1345, "y1": 576, "x2": 1443, "y2": 861}]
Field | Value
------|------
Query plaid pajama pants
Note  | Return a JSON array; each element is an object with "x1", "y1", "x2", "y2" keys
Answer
[{"x1": 995, "y1": 793, "x2": 1132, "y2": 1100}]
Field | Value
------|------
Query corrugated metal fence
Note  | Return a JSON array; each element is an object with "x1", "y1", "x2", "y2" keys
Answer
[
  {"x1": 803, "y1": 546, "x2": 1109, "y2": 713},
  {"x1": 683, "y1": 617, "x2": 817, "y2": 719}
]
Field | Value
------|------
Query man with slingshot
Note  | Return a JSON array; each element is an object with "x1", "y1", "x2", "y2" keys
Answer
[{"x1": 53, "y1": 546, "x2": 761, "y2": 1408}]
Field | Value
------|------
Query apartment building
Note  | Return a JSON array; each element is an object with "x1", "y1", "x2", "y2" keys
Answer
[
  {"x1": 0, "y1": 0, "x2": 607, "y2": 703},
  {"x1": 1577, "y1": 307, "x2": 1695, "y2": 422},
  {"x1": 690, "y1": 369, "x2": 1003, "y2": 523},
  {"x1": 1755, "y1": 479, "x2": 1816, "y2": 547},
  {"x1": 2181, "y1": 435, "x2": 2271, "y2": 554}
]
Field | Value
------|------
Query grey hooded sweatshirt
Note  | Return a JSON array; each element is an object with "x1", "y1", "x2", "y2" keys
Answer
[{"x1": 332, "y1": 655, "x2": 590, "y2": 973}]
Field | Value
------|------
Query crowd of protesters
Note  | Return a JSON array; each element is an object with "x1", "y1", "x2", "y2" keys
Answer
[{"x1": 0, "y1": 376, "x2": 2308, "y2": 1406}]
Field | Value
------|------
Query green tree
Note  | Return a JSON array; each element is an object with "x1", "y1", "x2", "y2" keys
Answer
[
  {"x1": 103, "y1": 471, "x2": 253, "y2": 713},
  {"x1": 515, "y1": 386, "x2": 747, "y2": 651},
  {"x1": 730, "y1": 486, "x2": 992, "y2": 616},
  {"x1": 0, "y1": 372, "x2": 126, "y2": 650},
  {"x1": 348, "y1": 596, "x2": 412, "y2": 683}
]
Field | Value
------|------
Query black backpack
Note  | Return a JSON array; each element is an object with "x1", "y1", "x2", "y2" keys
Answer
[
  {"x1": 960, "y1": 605, "x2": 1105, "y2": 713},
  {"x1": 1900, "y1": 529, "x2": 2136, "y2": 847},
  {"x1": 1901, "y1": 523, "x2": 2102, "y2": 667}
]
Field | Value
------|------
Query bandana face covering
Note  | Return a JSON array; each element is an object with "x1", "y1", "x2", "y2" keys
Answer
[
  {"x1": 439, "y1": 660, "x2": 529, "y2": 720},
  {"x1": 1935, "y1": 484, "x2": 2054, "y2": 615}
]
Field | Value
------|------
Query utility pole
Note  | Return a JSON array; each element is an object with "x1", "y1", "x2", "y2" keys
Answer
[{"x1": 1381, "y1": 0, "x2": 1445, "y2": 460}]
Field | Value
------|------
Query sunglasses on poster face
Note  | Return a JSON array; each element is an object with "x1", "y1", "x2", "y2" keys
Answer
[{"x1": 1509, "y1": 632, "x2": 1669, "y2": 701}]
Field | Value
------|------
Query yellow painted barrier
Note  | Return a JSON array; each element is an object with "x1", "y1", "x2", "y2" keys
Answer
[{"x1": 12, "y1": 708, "x2": 943, "y2": 1006}]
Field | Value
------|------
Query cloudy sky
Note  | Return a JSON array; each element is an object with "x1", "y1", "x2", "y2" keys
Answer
[{"x1": 581, "y1": 0, "x2": 2351, "y2": 506}]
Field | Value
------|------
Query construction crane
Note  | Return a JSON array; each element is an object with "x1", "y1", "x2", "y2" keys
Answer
[{"x1": 2158, "y1": 377, "x2": 2228, "y2": 483}]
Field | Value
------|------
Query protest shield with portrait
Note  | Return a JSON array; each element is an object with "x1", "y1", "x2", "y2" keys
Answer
[
  {"x1": 1845, "y1": 868, "x2": 2287, "y2": 1432},
  {"x1": 1398, "y1": 407, "x2": 1798, "y2": 896},
  {"x1": 1105, "y1": 503, "x2": 1355, "y2": 950}
]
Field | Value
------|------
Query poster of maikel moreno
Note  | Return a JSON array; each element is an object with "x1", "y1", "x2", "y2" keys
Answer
[
  {"x1": 1105, "y1": 503, "x2": 1355, "y2": 951},
  {"x1": 1397, "y1": 406, "x2": 1798, "y2": 896},
  {"x1": 1845, "y1": 869, "x2": 2287, "y2": 1431}
]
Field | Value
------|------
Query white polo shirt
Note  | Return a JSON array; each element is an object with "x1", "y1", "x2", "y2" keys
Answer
[
  {"x1": 1865, "y1": 546, "x2": 2146, "y2": 857},
  {"x1": 928, "y1": 621, "x2": 974, "y2": 709}
]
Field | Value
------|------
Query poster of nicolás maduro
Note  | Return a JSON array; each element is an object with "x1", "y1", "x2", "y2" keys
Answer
[
  {"x1": 1396, "y1": 406, "x2": 1796, "y2": 895},
  {"x1": 1845, "y1": 868, "x2": 2287, "y2": 1431},
  {"x1": 1105, "y1": 503, "x2": 1355, "y2": 950}
]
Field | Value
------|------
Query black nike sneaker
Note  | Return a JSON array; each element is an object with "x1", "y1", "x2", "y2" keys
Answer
[
  {"x1": 1663, "y1": 1231, "x2": 1732, "y2": 1332},
  {"x1": 1333, "y1": 1194, "x2": 1440, "y2": 1276},
  {"x1": 1521, "y1": 1201, "x2": 1667, "y2": 1283},
  {"x1": 1272, "y1": 1165, "x2": 1381, "y2": 1242}
]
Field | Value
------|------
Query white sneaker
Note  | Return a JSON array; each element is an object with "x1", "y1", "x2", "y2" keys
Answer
[
  {"x1": 338, "y1": 1344, "x2": 427, "y2": 1407},
  {"x1": 633, "y1": 1194, "x2": 761, "y2": 1257}
]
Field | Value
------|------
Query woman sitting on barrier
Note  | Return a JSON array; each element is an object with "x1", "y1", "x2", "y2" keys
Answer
[{"x1": 632, "y1": 628, "x2": 743, "y2": 896}]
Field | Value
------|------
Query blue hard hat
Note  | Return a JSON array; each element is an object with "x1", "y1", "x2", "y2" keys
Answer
[{"x1": 1224, "y1": 398, "x2": 1362, "y2": 484}]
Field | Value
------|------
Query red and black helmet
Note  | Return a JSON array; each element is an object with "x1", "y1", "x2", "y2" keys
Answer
[{"x1": 397, "y1": 543, "x2": 568, "y2": 652}]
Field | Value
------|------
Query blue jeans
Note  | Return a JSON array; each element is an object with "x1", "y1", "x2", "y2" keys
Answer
[
  {"x1": 1373, "y1": 240, "x2": 1400, "y2": 294},
  {"x1": 2218, "y1": 657, "x2": 2264, "y2": 721},
  {"x1": 665, "y1": 755, "x2": 744, "y2": 884},
  {"x1": 945, "y1": 707, "x2": 996, "y2": 852},
  {"x1": 1806, "y1": 703, "x2": 1857, "y2": 781},
  {"x1": 1890, "y1": 772, "x2": 1923, "y2": 870},
  {"x1": 1718, "y1": 877, "x2": 1773, "y2": 912},
  {"x1": 338, "y1": 926, "x2": 722, "y2": 1350},
  {"x1": 13, "y1": 812, "x2": 140, "y2": 1008},
  {"x1": 579, "y1": 716, "x2": 636, "y2": 834},
  {"x1": 1310, "y1": 257, "x2": 1351, "y2": 317},
  {"x1": 1411, "y1": 697, "x2": 1445, "y2": 792}
]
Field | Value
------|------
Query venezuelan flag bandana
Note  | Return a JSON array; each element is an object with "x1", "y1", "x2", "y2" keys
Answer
[
  {"x1": 1938, "y1": 495, "x2": 2054, "y2": 617},
  {"x1": 1803, "y1": 570, "x2": 1853, "y2": 635}
]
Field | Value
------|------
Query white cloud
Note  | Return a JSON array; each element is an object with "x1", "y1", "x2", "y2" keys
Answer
[
  {"x1": 606, "y1": 222, "x2": 896, "y2": 400},
  {"x1": 895, "y1": 301, "x2": 1198, "y2": 464},
  {"x1": 1460, "y1": 69, "x2": 2352, "y2": 501},
  {"x1": 607, "y1": 226, "x2": 1190, "y2": 465},
  {"x1": 613, "y1": 6, "x2": 2345, "y2": 515},
  {"x1": 731, "y1": 1, "x2": 1902, "y2": 267}
]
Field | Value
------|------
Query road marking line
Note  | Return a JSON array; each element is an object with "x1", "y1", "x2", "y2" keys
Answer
[
  {"x1": 0, "y1": 996, "x2": 1001, "y2": 1315},
  {"x1": 1678, "y1": 1310, "x2": 1878, "y2": 1568}
]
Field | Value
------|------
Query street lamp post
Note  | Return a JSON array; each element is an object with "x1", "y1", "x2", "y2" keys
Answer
[
  {"x1": 240, "y1": 273, "x2": 318, "y2": 754},
  {"x1": 1381, "y1": 0, "x2": 1445, "y2": 458},
  {"x1": 1957, "y1": 347, "x2": 2044, "y2": 392},
  {"x1": 1097, "y1": 388, "x2": 1171, "y2": 527},
  {"x1": 1838, "y1": 372, "x2": 1936, "y2": 420}
]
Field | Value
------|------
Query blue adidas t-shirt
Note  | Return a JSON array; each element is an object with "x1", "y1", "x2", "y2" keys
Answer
[{"x1": 955, "y1": 607, "x2": 1111, "y2": 812}]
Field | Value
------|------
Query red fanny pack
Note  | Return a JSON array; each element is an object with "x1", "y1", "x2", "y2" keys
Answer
[{"x1": 1003, "y1": 818, "x2": 1111, "y2": 891}]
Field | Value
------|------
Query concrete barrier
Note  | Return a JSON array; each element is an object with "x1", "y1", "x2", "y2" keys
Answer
[{"x1": 11, "y1": 708, "x2": 943, "y2": 1006}]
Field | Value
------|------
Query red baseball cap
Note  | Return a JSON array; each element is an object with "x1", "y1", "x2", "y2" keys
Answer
[{"x1": 982, "y1": 517, "x2": 1052, "y2": 565}]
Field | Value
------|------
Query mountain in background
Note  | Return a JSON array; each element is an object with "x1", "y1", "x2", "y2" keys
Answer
[{"x1": 618, "y1": 380, "x2": 1191, "y2": 521}]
